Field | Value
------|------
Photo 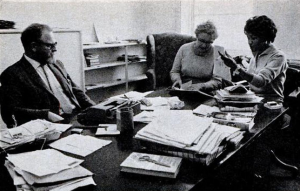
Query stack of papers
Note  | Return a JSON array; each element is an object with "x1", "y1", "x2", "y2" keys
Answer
[
  {"x1": 4, "y1": 149, "x2": 96, "y2": 191},
  {"x1": 134, "y1": 110, "x2": 243, "y2": 165},
  {"x1": 49, "y1": 134, "x2": 112, "y2": 157},
  {"x1": 193, "y1": 104, "x2": 257, "y2": 131},
  {"x1": 0, "y1": 119, "x2": 71, "y2": 150},
  {"x1": 215, "y1": 88, "x2": 263, "y2": 104}
]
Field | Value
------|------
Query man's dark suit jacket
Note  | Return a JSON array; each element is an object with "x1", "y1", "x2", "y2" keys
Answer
[{"x1": 0, "y1": 56, "x2": 95, "y2": 127}]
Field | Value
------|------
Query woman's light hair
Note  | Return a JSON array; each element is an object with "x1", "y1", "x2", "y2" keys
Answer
[{"x1": 194, "y1": 20, "x2": 218, "y2": 40}]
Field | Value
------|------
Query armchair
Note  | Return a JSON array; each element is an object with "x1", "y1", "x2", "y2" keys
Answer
[{"x1": 146, "y1": 33, "x2": 196, "y2": 90}]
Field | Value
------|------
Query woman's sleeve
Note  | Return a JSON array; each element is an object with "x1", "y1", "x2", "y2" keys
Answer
[
  {"x1": 250, "y1": 54, "x2": 287, "y2": 88},
  {"x1": 170, "y1": 47, "x2": 183, "y2": 82}
]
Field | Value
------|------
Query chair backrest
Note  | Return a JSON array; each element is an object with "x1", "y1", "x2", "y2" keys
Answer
[
  {"x1": 283, "y1": 59, "x2": 300, "y2": 102},
  {"x1": 146, "y1": 33, "x2": 196, "y2": 88}
]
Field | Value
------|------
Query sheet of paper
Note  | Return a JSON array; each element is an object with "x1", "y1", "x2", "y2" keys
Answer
[
  {"x1": 8, "y1": 119, "x2": 55, "y2": 137},
  {"x1": 180, "y1": 80, "x2": 192, "y2": 90},
  {"x1": 140, "y1": 97, "x2": 170, "y2": 111},
  {"x1": 193, "y1": 104, "x2": 220, "y2": 116},
  {"x1": 109, "y1": 91, "x2": 153, "y2": 102},
  {"x1": 138, "y1": 110, "x2": 213, "y2": 146},
  {"x1": 51, "y1": 176, "x2": 96, "y2": 191},
  {"x1": 4, "y1": 161, "x2": 27, "y2": 186},
  {"x1": 31, "y1": 176, "x2": 95, "y2": 191},
  {"x1": 7, "y1": 149, "x2": 83, "y2": 177},
  {"x1": 15, "y1": 164, "x2": 93, "y2": 185},
  {"x1": 96, "y1": 124, "x2": 120, "y2": 135},
  {"x1": 49, "y1": 134, "x2": 111, "y2": 157},
  {"x1": 133, "y1": 111, "x2": 159, "y2": 123}
]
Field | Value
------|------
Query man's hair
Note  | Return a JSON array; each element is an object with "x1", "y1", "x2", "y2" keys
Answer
[
  {"x1": 244, "y1": 15, "x2": 277, "y2": 43},
  {"x1": 21, "y1": 23, "x2": 52, "y2": 50},
  {"x1": 194, "y1": 20, "x2": 218, "y2": 40}
]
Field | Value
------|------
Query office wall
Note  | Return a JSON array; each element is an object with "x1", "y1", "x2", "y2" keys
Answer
[
  {"x1": 0, "y1": 0, "x2": 181, "y2": 43},
  {"x1": 254, "y1": 0, "x2": 300, "y2": 59},
  {"x1": 191, "y1": 0, "x2": 300, "y2": 59}
]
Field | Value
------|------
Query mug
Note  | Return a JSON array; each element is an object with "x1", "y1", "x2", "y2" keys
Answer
[{"x1": 116, "y1": 107, "x2": 134, "y2": 133}]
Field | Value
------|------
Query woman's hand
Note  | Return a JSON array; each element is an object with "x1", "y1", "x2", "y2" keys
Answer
[
  {"x1": 172, "y1": 79, "x2": 182, "y2": 89},
  {"x1": 186, "y1": 83, "x2": 205, "y2": 91},
  {"x1": 219, "y1": 51, "x2": 238, "y2": 69},
  {"x1": 48, "y1": 111, "x2": 64, "y2": 122}
]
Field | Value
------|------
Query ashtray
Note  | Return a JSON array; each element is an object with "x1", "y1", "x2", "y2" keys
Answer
[{"x1": 263, "y1": 101, "x2": 282, "y2": 110}]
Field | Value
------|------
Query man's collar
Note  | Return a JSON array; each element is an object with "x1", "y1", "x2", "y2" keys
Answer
[{"x1": 24, "y1": 54, "x2": 41, "y2": 70}]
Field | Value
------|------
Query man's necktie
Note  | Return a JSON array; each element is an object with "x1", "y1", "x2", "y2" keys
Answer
[{"x1": 41, "y1": 64, "x2": 74, "y2": 114}]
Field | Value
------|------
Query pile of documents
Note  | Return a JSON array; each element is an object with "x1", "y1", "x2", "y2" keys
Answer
[
  {"x1": 134, "y1": 110, "x2": 244, "y2": 165},
  {"x1": 193, "y1": 104, "x2": 256, "y2": 131},
  {"x1": 4, "y1": 149, "x2": 95, "y2": 191},
  {"x1": 215, "y1": 85, "x2": 263, "y2": 105},
  {"x1": 0, "y1": 119, "x2": 72, "y2": 151}
]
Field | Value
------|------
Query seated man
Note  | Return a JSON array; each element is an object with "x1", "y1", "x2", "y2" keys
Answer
[
  {"x1": 0, "y1": 23, "x2": 95, "y2": 128},
  {"x1": 170, "y1": 20, "x2": 231, "y2": 92}
]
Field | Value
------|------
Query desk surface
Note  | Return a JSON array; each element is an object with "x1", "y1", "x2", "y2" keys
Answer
[{"x1": 0, "y1": 90, "x2": 288, "y2": 191}]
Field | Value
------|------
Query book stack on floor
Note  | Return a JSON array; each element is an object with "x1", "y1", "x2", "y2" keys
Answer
[
  {"x1": 120, "y1": 152, "x2": 182, "y2": 178},
  {"x1": 85, "y1": 54, "x2": 100, "y2": 67},
  {"x1": 4, "y1": 149, "x2": 96, "y2": 191},
  {"x1": 134, "y1": 110, "x2": 244, "y2": 165}
]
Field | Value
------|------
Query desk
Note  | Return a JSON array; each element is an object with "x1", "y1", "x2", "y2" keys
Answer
[{"x1": 0, "y1": 89, "x2": 288, "y2": 191}]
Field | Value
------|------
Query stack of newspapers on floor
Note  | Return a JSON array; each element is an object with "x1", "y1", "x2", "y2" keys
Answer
[
  {"x1": 0, "y1": 119, "x2": 72, "y2": 152},
  {"x1": 4, "y1": 149, "x2": 95, "y2": 191},
  {"x1": 134, "y1": 110, "x2": 244, "y2": 165}
]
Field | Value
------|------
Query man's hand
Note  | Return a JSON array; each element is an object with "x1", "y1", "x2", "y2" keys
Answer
[
  {"x1": 48, "y1": 111, "x2": 64, "y2": 122},
  {"x1": 219, "y1": 51, "x2": 238, "y2": 69},
  {"x1": 172, "y1": 79, "x2": 182, "y2": 89}
]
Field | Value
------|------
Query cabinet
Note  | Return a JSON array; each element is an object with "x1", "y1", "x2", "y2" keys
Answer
[{"x1": 83, "y1": 42, "x2": 147, "y2": 103}]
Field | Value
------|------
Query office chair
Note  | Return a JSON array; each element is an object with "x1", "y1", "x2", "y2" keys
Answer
[
  {"x1": 146, "y1": 33, "x2": 196, "y2": 90},
  {"x1": 270, "y1": 60, "x2": 300, "y2": 177}
]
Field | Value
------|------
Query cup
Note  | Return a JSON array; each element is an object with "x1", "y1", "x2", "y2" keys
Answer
[{"x1": 116, "y1": 107, "x2": 134, "y2": 133}]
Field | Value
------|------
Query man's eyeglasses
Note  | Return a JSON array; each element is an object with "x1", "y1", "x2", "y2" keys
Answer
[{"x1": 36, "y1": 41, "x2": 57, "y2": 50}]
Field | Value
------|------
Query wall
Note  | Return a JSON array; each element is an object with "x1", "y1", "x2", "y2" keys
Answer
[
  {"x1": 189, "y1": 0, "x2": 300, "y2": 59},
  {"x1": 254, "y1": 0, "x2": 300, "y2": 59},
  {"x1": 0, "y1": 0, "x2": 181, "y2": 43}
]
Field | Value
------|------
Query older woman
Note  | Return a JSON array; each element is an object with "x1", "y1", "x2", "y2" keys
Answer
[
  {"x1": 220, "y1": 15, "x2": 288, "y2": 101},
  {"x1": 170, "y1": 21, "x2": 231, "y2": 92}
]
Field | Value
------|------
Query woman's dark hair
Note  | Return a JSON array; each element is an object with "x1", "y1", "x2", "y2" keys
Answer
[{"x1": 244, "y1": 15, "x2": 277, "y2": 43}]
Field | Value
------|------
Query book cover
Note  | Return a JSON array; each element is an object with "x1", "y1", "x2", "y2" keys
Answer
[{"x1": 120, "y1": 152, "x2": 182, "y2": 178}]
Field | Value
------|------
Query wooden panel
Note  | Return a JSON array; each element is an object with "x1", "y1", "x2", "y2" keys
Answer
[{"x1": 0, "y1": 29, "x2": 84, "y2": 89}]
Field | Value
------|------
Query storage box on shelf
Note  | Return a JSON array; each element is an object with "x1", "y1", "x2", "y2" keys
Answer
[{"x1": 83, "y1": 41, "x2": 147, "y2": 103}]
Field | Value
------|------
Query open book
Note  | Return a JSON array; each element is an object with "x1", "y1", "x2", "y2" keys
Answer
[
  {"x1": 120, "y1": 152, "x2": 182, "y2": 178},
  {"x1": 168, "y1": 81, "x2": 214, "y2": 99}
]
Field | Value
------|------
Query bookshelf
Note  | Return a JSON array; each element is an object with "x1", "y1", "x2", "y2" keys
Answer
[{"x1": 83, "y1": 41, "x2": 147, "y2": 102}]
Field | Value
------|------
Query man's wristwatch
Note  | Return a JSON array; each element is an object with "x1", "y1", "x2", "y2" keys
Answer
[{"x1": 233, "y1": 64, "x2": 242, "y2": 75}]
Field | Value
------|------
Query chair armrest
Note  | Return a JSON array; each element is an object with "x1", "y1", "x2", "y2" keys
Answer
[
  {"x1": 146, "y1": 34, "x2": 156, "y2": 69},
  {"x1": 145, "y1": 69, "x2": 156, "y2": 90}
]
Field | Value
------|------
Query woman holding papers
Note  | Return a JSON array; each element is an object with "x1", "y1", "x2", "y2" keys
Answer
[
  {"x1": 219, "y1": 15, "x2": 288, "y2": 101},
  {"x1": 170, "y1": 21, "x2": 231, "y2": 92}
]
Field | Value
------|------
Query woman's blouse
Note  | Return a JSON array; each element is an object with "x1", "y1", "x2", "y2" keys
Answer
[{"x1": 247, "y1": 44, "x2": 288, "y2": 99}]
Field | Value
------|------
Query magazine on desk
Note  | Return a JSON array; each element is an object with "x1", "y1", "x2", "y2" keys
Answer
[{"x1": 120, "y1": 152, "x2": 182, "y2": 178}]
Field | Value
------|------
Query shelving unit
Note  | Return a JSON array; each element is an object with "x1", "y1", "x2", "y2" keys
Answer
[{"x1": 83, "y1": 41, "x2": 147, "y2": 102}]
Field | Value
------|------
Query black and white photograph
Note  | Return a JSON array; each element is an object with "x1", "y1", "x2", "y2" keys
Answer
[{"x1": 0, "y1": 0, "x2": 300, "y2": 190}]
